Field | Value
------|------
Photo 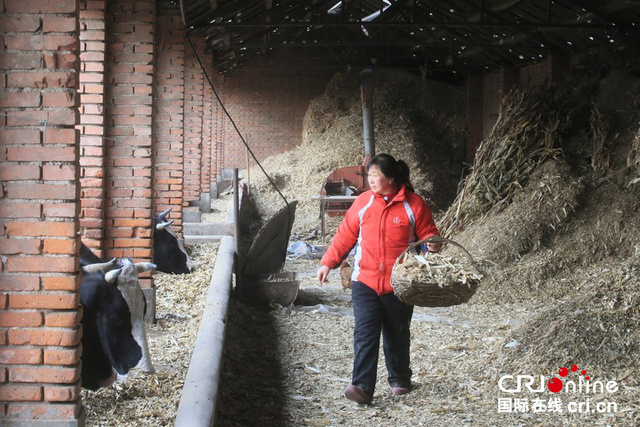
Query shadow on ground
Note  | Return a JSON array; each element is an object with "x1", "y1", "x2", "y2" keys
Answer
[{"x1": 216, "y1": 297, "x2": 291, "y2": 426}]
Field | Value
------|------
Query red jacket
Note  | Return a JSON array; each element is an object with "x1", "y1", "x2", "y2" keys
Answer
[{"x1": 321, "y1": 185, "x2": 440, "y2": 295}]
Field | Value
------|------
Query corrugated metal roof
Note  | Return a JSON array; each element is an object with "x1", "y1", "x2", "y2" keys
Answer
[{"x1": 178, "y1": 0, "x2": 640, "y2": 77}]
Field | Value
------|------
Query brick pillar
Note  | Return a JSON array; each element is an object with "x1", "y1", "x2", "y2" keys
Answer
[
  {"x1": 78, "y1": 0, "x2": 108, "y2": 257},
  {"x1": 0, "y1": 0, "x2": 83, "y2": 425},
  {"x1": 153, "y1": 2, "x2": 185, "y2": 231},
  {"x1": 183, "y1": 35, "x2": 204, "y2": 207},
  {"x1": 211, "y1": 73, "x2": 225, "y2": 182},
  {"x1": 104, "y1": 0, "x2": 155, "y2": 289},
  {"x1": 466, "y1": 74, "x2": 483, "y2": 164},
  {"x1": 201, "y1": 49, "x2": 213, "y2": 202}
]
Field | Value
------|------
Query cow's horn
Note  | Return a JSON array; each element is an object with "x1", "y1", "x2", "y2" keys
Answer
[
  {"x1": 155, "y1": 220, "x2": 174, "y2": 231},
  {"x1": 158, "y1": 208, "x2": 171, "y2": 221},
  {"x1": 135, "y1": 262, "x2": 157, "y2": 273},
  {"x1": 105, "y1": 268, "x2": 123, "y2": 284},
  {"x1": 81, "y1": 258, "x2": 117, "y2": 274}
]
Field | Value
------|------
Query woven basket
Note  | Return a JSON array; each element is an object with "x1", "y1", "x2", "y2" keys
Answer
[{"x1": 391, "y1": 236, "x2": 481, "y2": 307}]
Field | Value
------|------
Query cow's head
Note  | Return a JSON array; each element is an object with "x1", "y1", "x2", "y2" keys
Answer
[
  {"x1": 153, "y1": 208, "x2": 193, "y2": 274},
  {"x1": 79, "y1": 256, "x2": 156, "y2": 389}
]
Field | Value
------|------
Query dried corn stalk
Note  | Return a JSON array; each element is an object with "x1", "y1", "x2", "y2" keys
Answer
[
  {"x1": 391, "y1": 253, "x2": 482, "y2": 307},
  {"x1": 439, "y1": 83, "x2": 564, "y2": 237},
  {"x1": 392, "y1": 253, "x2": 482, "y2": 289}
]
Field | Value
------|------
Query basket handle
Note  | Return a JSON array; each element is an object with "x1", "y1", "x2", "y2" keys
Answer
[{"x1": 396, "y1": 235, "x2": 475, "y2": 263}]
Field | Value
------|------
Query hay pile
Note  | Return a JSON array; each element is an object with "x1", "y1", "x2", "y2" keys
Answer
[
  {"x1": 438, "y1": 82, "x2": 568, "y2": 237},
  {"x1": 446, "y1": 63, "x2": 640, "y2": 303},
  {"x1": 452, "y1": 157, "x2": 584, "y2": 264},
  {"x1": 629, "y1": 127, "x2": 640, "y2": 185},
  {"x1": 438, "y1": 53, "x2": 640, "y2": 412},
  {"x1": 248, "y1": 68, "x2": 467, "y2": 235},
  {"x1": 493, "y1": 260, "x2": 640, "y2": 377}
]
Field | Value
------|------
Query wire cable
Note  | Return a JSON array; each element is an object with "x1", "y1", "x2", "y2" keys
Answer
[
  {"x1": 185, "y1": 32, "x2": 290, "y2": 210},
  {"x1": 185, "y1": 31, "x2": 295, "y2": 261}
]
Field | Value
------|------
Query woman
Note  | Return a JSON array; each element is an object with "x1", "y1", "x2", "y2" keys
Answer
[{"x1": 317, "y1": 153, "x2": 441, "y2": 404}]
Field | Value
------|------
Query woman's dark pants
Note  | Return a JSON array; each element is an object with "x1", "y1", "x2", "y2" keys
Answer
[{"x1": 350, "y1": 281, "x2": 414, "y2": 396}]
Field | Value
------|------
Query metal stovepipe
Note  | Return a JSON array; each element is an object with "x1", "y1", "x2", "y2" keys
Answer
[{"x1": 360, "y1": 68, "x2": 375, "y2": 158}]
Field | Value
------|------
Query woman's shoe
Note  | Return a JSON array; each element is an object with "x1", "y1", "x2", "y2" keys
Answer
[
  {"x1": 344, "y1": 384, "x2": 372, "y2": 404},
  {"x1": 391, "y1": 386, "x2": 410, "y2": 396}
]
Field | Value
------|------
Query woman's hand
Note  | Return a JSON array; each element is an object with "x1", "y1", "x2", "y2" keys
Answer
[
  {"x1": 317, "y1": 265, "x2": 331, "y2": 284},
  {"x1": 427, "y1": 242, "x2": 442, "y2": 253}
]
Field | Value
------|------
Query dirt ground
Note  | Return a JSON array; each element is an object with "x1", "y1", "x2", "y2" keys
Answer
[{"x1": 216, "y1": 256, "x2": 638, "y2": 427}]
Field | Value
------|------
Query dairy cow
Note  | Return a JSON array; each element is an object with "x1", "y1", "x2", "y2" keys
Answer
[
  {"x1": 79, "y1": 244, "x2": 156, "y2": 389},
  {"x1": 153, "y1": 208, "x2": 193, "y2": 274}
]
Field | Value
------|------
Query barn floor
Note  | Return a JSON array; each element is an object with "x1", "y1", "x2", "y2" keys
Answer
[
  {"x1": 216, "y1": 257, "x2": 637, "y2": 427},
  {"x1": 218, "y1": 63, "x2": 640, "y2": 426},
  {"x1": 80, "y1": 197, "x2": 638, "y2": 426}
]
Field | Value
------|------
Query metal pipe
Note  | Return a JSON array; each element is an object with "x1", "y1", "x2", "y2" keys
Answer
[
  {"x1": 233, "y1": 168, "x2": 239, "y2": 259},
  {"x1": 360, "y1": 68, "x2": 375, "y2": 158}
]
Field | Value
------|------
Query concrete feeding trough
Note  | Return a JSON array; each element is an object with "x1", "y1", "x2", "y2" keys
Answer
[
  {"x1": 248, "y1": 272, "x2": 299, "y2": 307},
  {"x1": 239, "y1": 200, "x2": 299, "y2": 307}
]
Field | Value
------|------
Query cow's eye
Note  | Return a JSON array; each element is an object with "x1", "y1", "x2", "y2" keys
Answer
[{"x1": 110, "y1": 313, "x2": 125, "y2": 328}]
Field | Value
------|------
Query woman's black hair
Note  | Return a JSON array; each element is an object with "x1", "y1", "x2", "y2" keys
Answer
[{"x1": 368, "y1": 153, "x2": 414, "y2": 192}]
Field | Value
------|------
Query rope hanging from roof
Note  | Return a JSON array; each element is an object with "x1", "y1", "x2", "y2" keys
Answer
[{"x1": 185, "y1": 30, "x2": 294, "y2": 234}]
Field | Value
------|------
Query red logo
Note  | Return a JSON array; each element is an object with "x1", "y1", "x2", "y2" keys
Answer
[{"x1": 547, "y1": 365, "x2": 590, "y2": 393}]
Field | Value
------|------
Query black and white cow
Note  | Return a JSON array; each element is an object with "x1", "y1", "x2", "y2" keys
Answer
[
  {"x1": 153, "y1": 208, "x2": 193, "y2": 274},
  {"x1": 79, "y1": 243, "x2": 156, "y2": 390}
]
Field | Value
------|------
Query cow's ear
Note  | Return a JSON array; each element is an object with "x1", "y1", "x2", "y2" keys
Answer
[
  {"x1": 82, "y1": 258, "x2": 117, "y2": 274},
  {"x1": 105, "y1": 268, "x2": 122, "y2": 284},
  {"x1": 135, "y1": 262, "x2": 157, "y2": 274},
  {"x1": 155, "y1": 220, "x2": 174, "y2": 231}
]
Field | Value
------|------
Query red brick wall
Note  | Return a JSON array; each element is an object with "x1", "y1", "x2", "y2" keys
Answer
[
  {"x1": 103, "y1": 0, "x2": 155, "y2": 290},
  {"x1": 201, "y1": 54, "x2": 214, "y2": 196},
  {"x1": 153, "y1": 3, "x2": 185, "y2": 230},
  {"x1": 0, "y1": 0, "x2": 82, "y2": 424},
  {"x1": 183, "y1": 36, "x2": 204, "y2": 206},
  {"x1": 78, "y1": 0, "x2": 108, "y2": 257},
  {"x1": 468, "y1": 57, "x2": 568, "y2": 161},
  {"x1": 210, "y1": 68, "x2": 333, "y2": 171},
  {"x1": 212, "y1": 87, "x2": 224, "y2": 180}
]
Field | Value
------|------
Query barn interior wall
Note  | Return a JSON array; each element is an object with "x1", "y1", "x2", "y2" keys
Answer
[
  {"x1": 78, "y1": 0, "x2": 108, "y2": 259},
  {"x1": 201, "y1": 58, "x2": 214, "y2": 200},
  {"x1": 0, "y1": 0, "x2": 84, "y2": 425},
  {"x1": 466, "y1": 75, "x2": 483, "y2": 164},
  {"x1": 209, "y1": 67, "x2": 335, "y2": 172},
  {"x1": 466, "y1": 54, "x2": 570, "y2": 161},
  {"x1": 182, "y1": 35, "x2": 204, "y2": 207},
  {"x1": 153, "y1": 2, "x2": 186, "y2": 232}
]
